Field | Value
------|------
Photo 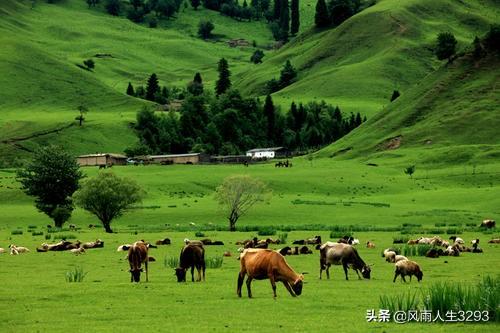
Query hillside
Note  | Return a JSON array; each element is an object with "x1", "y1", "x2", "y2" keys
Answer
[
  {"x1": 238, "y1": 0, "x2": 499, "y2": 115},
  {"x1": 317, "y1": 47, "x2": 500, "y2": 166},
  {"x1": 0, "y1": 0, "x2": 498, "y2": 165}
]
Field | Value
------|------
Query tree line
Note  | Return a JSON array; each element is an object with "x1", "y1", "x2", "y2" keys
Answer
[
  {"x1": 314, "y1": 0, "x2": 374, "y2": 28},
  {"x1": 126, "y1": 58, "x2": 365, "y2": 157}
]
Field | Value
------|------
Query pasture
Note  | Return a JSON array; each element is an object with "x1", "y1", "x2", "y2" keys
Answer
[{"x1": 0, "y1": 159, "x2": 499, "y2": 332}]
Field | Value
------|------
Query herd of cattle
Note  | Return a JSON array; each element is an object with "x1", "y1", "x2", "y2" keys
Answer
[{"x1": 1, "y1": 221, "x2": 498, "y2": 298}]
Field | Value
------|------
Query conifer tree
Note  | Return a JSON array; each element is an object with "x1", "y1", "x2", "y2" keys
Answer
[
  {"x1": 215, "y1": 58, "x2": 231, "y2": 96},
  {"x1": 264, "y1": 94, "x2": 275, "y2": 143},
  {"x1": 314, "y1": 0, "x2": 329, "y2": 28},
  {"x1": 126, "y1": 82, "x2": 135, "y2": 96},
  {"x1": 146, "y1": 73, "x2": 160, "y2": 101},
  {"x1": 290, "y1": 0, "x2": 299, "y2": 35}
]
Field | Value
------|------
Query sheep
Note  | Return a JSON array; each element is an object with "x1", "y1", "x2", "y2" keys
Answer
[
  {"x1": 394, "y1": 255, "x2": 408, "y2": 263},
  {"x1": 0, "y1": 247, "x2": 5, "y2": 254},
  {"x1": 393, "y1": 260, "x2": 423, "y2": 283},
  {"x1": 117, "y1": 244, "x2": 132, "y2": 252},
  {"x1": 449, "y1": 236, "x2": 464, "y2": 244},
  {"x1": 9, "y1": 245, "x2": 30, "y2": 255},
  {"x1": 488, "y1": 239, "x2": 500, "y2": 244},
  {"x1": 69, "y1": 247, "x2": 86, "y2": 255},
  {"x1": 383, "y1": 248, "x2": 397, "y2": 262},
  {"x1": 366, "y1": 241, "x2": 375, "y2": 248}
]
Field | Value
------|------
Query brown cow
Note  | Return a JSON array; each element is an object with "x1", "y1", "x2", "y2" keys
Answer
[
  {"x1": 480, "y1": 219, "x2": 496, "y2": 228},
  {"x1": 127, "y1": 241, "x2": 149, "y2": 282},
  {"x1": 237, "y1": 249, "x2": 304, "y2": 298},
  {"x1": 319, "y1": 242, "x2": 371, "y2": 280},
  {"x1": 175, "y1": 244, "x2": 205, "y2": 282}
]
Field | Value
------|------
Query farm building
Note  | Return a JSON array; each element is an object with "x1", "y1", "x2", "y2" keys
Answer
[
  {"x1": 246, "y1": 147, "x2": 289, "y2": 159},
  {"x1": 149, "y1": 153, "x2": 210, "y2": 164},
  {"x1": 77, "y1": 153, "x2": 127, "y2": 167},
  {"x1": 210, "y1": 155, "x2": 251, "y2": 164}
]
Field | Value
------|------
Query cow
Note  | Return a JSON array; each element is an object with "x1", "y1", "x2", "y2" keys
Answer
[
  {"x1": 127, "y1": 241, "x2": 149, "y2": 283},
  {"x1": 175, "y1": 244, "x2": 206, "y2": 282},
  {"x1": 366, "y1": 241, "x2": 376, "y2": 248},
  {"x1": 480, "y1": 219, "x2": 496, "y2": 229},
  {"x1": 292, "y1": 235, "x2": 321, "y2": 245},
  {"x1": 319, "y1": 242, "x2": 371, "y2": 280},
  {"x1": 237, "y1": 249, "x2": 304, "y2": 298},
  {"x1": 488, "y1": 238, "x2": 500, "y2": 244},
  {"x1": 155, "y1": 238, "x2": 171, "y2": 245}
]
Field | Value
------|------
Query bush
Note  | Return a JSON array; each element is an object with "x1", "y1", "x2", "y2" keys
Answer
[
  {"x1": 148, "y1": 17, "x2": 158, "y2": 28},
  {"x1": 250, "y1": 50, "x2": 265, "y2": 64},
  {"x1": 164, "y1": 256, "x2": 179, "y2": 268},
  {"x1": 28, "y1": 225, "x2": 37, "y2": 229},
  {"x1": 57, "y1": 233, "x2": 78, "y2": 240},
  {"x1": 65, "y1": 267, "x2": 88, "y2": 283},
  {"x1": 277, "y1": 232, "x2": 288, "y2": 244},
  {"x1": 195, "y1": 231, "x2": 205, "y2": 237},
  {"x1": 45, "y1": 234, "x2": 52, "y2": 240},
  {"x1": 257, "y1": 226, "x2": 276, "y2": 236},
  {"x1": 198, "y1": 20, "x2": 214, "y2": 39},
  {"x1": 83, "y1": 59, "x2": 95, "y2": 70},
  {"x1": 32, "y1": 231, "x2": 44, "y2": 236},
  {"x1": 446, "y1": 228, "x2": 463, "y2": 235},
  {"x1": 205, "y1": 256, "x2": 223, "y2": 268},
  {"x1": 11, "y1": 230, "x2": 23, "y2": 235}
]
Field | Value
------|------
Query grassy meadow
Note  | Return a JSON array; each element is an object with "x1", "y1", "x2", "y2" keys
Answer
[{"x1": 1, "y1": 159, "x2": 499, "y2": 332}]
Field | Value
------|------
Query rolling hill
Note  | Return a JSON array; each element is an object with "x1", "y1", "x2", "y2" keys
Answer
[{"x1": 0, "y1": 0, "x2": 498, "y2": 165}]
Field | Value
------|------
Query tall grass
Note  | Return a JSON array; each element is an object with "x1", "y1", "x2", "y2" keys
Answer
[
  {"x1": 205, "y1": 256, "x2": 223, "y2": 268},
  {"x1": 65, "y1": 267, "x2": 88, "y2": 283},
  {"x1": 396, "y1": 244, "x2": 434, "y2": 256},
  {"x1": 278, "y1": 232, "x2": 288, "y2": 244},
  {"x1": 257, "y1": 226, "x2": 276, "y2": 236},
  {"x1": 164, "y1": 256, "x2": 179, "y2": 268},
  {"x1": 379, "y1": 276, "x2": 499, "y2": 322}
]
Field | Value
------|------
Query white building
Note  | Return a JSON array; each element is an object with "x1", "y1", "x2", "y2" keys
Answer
[{"x1": 246, "y1": 147, "x2": 288, "y2": 159}]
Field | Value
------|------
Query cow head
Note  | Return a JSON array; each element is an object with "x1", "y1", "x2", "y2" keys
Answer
[
  {"x1": 130, "y1": 268, "x2": 143, "y2": 282},
  {"x1": 175, "y1": 268, "x2": 187, "y2": 282},
  {"x1": 292, "y1": 275, "x2": 304, "y2": 296},
  {"x1": 361, "y1": 265, "x2": 371, "y2": 279}
]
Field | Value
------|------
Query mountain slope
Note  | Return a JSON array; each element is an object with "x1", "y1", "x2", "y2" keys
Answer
[
  {"x1": 316, "y1": 46, "x2": 500, "y2": 166},
  {"x1": 238, "y1": 0, "x2": 499, "y2": 115}
]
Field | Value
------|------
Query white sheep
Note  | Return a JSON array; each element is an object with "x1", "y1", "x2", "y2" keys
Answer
[
  {"x1": 9, "y1": 245, "x2": 30, "y2": 255},
  {"x1": 70, "y1": 247, "x2": 86, "y2": 255}
]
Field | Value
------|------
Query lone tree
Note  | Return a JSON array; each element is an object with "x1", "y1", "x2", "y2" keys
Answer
[
  {"x1": 435, "y1": 32, "x2": 457, "y2": 61},
  {"x1": 404, "y1": 165, "x2": 416, "y2": 179},
  {"x1": 17, "y1": 146, "x2": 84, "y2": 228},
  {"x1": 198, "y1": 20, "x2": 215, "y2": 39},
  {"x1": 74, "y1": 172, "x2": 144, "y2": 233},
  {"x1": 215, "y1": 58, "x2": 231, "y2": 96},
  {"x1": 250, "y1": 49, "x2": 265, "y2": 64},
  {"x1": 83, "y1": 59, "x2": 95, "y2": 70},
  {"x1": 75, "y1": 104, "x2": 88, "y2": 126},
  {"x1": 215, "y1": 175, "x2": 271, "y2": 231},
  {"x1": 126, "y1": 82, "x2": 135, "y2": 96}
]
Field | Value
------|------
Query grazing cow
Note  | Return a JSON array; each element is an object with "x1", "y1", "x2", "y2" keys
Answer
[
  {"x1": 480, "y1": 219, "x2": 496, "y2": 229},
  {"x1": 393, "y1": 260, "x2": 423, "y2": 283},
  {"x1": 488, "y1": 238, "x2": 500, "y2": 244},
  {"x1": 82, "y1": 239, "x2": 104, "y2": 249},
  {"x1": 319, "y1": 242, "x2": 371, "y2": 280},
  {"x1": 237, "y1": 249, "x2": 304, "y2": 298},
  {"x1": 175, "y1": 244, "x2": 206, "y2": 282},
  {"x1": 155, "y1": 238, "x2": 171, "y2": 245},
  {"x1": 366, "y1": 241, "x2": 376, "y2": 248},
  {"x1": 127, "y1": 241, "x2": 149, "y2": 282}
]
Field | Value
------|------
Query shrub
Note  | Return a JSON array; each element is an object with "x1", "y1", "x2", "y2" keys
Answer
[
  {"x1": 45, "y1": 234, "x2": 52, "y2": 240},
  {"x1": 198, "y1": 20, "x2": 214, "y2": 39},
  {"x1": 11, "y1": 230, "x2": 23, "y2": 235},
  {"x1": 83, "y1": 59, "x2": 95, "y2": 70},
  {"x1": 205, "y1": 256, "x2": 223, "y2": 268},
  {"x1": 278, "y1": 232, "x2": 288, "y2": 244},
  {"x1": 195, "y1": 231, "x2": 205, "y2": 237},
  {"x1": 250, "y1": 50, "x2": 265, "y2": 64},
  {"x1": 57, "y1": 233, "x2": 78, "y2": 240},
  {"x1": 257, "y1": 226, "x2": 276, "y2": 236},
  {"x1": 435, "y1": 222, "x2": 447, "y2": 227},
  {"x1": 379, "y1": 290, "x2": 419, "y2": 313},
  {"x1": 28, "y1": 225, "x2": 37, "y2": 229},
  {"x1": 65, "y1": 267, "x2": 88, "y2": 283},
  {"x1": 32, "y1": 231, "x2": 44, "y2": 236},
  {"x1": 446, "y1": 228, "x2": 463, "y2": 235},
  {"x1": 164, "y1": 256, "x2": 179, "y2": 268}
]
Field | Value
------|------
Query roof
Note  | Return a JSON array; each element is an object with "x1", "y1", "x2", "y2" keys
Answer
[
  {"x1": 149, "y1": 153, "x2": 201, "y2": 158},
  {"x1": 78, "y1": 153, "x2": 127, "y2": 159},
  {"x1": 246, "y1": 147, "x2": 286, "y2": 153}
]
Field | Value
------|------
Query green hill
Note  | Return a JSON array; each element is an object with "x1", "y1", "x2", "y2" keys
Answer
[
  {"x1": 238, "y1": 0, "x2": 499, "y2": 115},
  {"x1": 0, "y1": 0, "x2": 498, "y2": 165},
  {"x1": 317, "y1": 47, "x2": 500, "y2": 166}
]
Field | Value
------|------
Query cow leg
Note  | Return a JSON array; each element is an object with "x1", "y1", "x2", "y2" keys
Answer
[
  {"x1": 202, "y1": 262, "x2": 206, "y2": 281},
  {"x1": 401, "y1": 274, "x2": 407, "y2": 282},
  {"x1": 246, "y1": 277, "x2": 253, "y2": 298},
  {"x1": 145, "y1": 260, "x2": 149, "y2": 282},
  {"x1": 269, "y1": 274, "x2": 277, "y2": 298},
  {"x1": 191, "y1": 265, "x2": 195, "y2": 282},
  {"x1": 343, "y1": 263, "x2": 349, "y2": 280},
  {"x1": 326, "y1": 264, "x2": 331, "y2": 279},
  {"x1": 195, "y1": 264, "x2": 201, "y2": 282},
  {"x1": 237, "y1": 272, "x2": 245, "y2": 297},
  {"x1": 283, "y1": 281, "x2": 296, "y2": 297},
  {"x1": 354, "y1": 269, "x2": 362, "y2": 280}
]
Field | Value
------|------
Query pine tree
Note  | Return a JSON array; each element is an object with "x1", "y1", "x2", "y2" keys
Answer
[
  {"x1": 264, "y1": 95, "x2": 275, "y2": 143},
  {"x1": 273, "y1": 0, "x2": 281, "y2": 20},
  {"x1": 290, "y1": 0, "x2": 299, "y2": 35},
  {"x1": 126, "y1": 82, "x2": 135, "y2": 96},
  {"x1": 279, "y1": 60, "x2": 297, "y2": 87},
  {"x1": 146, "y1": 73, "x2": 160, "y2": 102},
  {"x1": 187, "y1": 72, "x2": 204, "y2": 96},
  {"x1": 314, "y1": 0, "x2": 329, "y2": 28},
  {"x1": 390, "y1": 90, "x2": 400, "y2": 102},
  {"x1": 435, "y1": 32, "x2": 457, "y2": 61},
  {"x1": 279, "y1": 0, "x2": 290, "y2": 40},
  {"x1": 215, "y1": 58, "x2": 231, "y2": 96},
  {"x1": 193, "y1": 72, "x2": 203, "y2": 84}
]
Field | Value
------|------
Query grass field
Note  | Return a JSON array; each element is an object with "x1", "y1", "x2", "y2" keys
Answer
[{"x1": 1, "y1": 159, "x2": 499, "y2": 331}]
